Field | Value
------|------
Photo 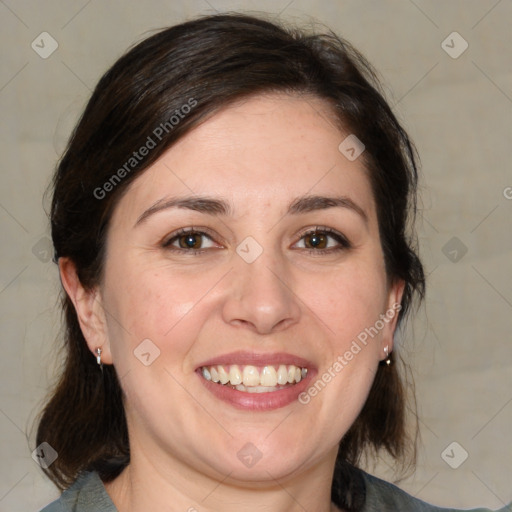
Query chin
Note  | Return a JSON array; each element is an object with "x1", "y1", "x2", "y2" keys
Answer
[{"x1": 201, "y1": 438, "x2": 321, "y2": 484}]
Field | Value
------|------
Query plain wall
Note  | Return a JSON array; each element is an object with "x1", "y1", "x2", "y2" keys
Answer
[{"x1": 0, "y1": 1, "x2": 510, "y2": 510}]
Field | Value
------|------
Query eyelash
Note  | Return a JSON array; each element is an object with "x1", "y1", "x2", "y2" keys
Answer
[{"x1": 162, "y1": 226, "x2": 351, "y2": 256}]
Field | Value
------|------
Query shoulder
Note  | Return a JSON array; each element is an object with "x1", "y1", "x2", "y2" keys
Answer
[
  {"x1": 38, "y1": 468, "x2": 512, "y2": 512},
  {"x1": 38, "y1": 472, "x2": 117, "y2": 512},
  {"x1": 361, "y1": 470, "x2": 512, "y2": 512}
]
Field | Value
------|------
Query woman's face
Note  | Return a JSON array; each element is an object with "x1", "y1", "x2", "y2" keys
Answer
[{"x1": 82, "y1": 94, "x2": 402, "y2": 483}]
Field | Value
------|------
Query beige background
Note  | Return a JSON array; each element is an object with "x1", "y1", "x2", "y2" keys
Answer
[{"x1": 0, "y1": 1, "x2": 511, "y2": 510}]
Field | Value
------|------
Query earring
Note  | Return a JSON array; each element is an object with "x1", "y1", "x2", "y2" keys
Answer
[
  {"x1": 96, "y1": 347, "x2": 103, "y2": 370},
  {"x1": 384, "y1": 345, "x2": 391, "y2": 366}
]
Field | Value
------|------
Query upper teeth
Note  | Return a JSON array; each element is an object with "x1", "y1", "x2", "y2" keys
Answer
[{"x1": 201, "y1": 364, "x2": 307, "y2": 387}]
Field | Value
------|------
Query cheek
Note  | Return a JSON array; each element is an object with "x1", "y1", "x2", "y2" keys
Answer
[
  {"x1": 302, "y1": 259, "x2": 389, "y2": 347},
  {"x1": 102, "y1": 263, "x2": 223, "y2": 366},
  {"x1": 299, "y1": 259, "x2": 389, "y2": 424}
]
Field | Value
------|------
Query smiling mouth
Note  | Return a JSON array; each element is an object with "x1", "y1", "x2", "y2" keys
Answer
[{"x1": 200, "y1": 364, "x2": 308, "y2": 393}]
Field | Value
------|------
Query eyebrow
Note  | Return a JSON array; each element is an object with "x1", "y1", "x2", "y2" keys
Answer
[{"x1": 134, "y1": 193, "x2": 368, "y2": 227}]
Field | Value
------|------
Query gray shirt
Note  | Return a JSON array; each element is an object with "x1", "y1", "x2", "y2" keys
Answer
[{"x1": 39, "y1": 471, "x2": 511, "y2": 512}]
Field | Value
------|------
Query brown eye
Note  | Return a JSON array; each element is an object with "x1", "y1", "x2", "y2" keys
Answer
[
  {"x1": 294, "y1": 227, "x2": 351, "y2": 253},
  {"x1": 163, "y1": 228, "x2": 218, "y2": 253},
  {"x1": 304, "y1": 231, "x2": 329, "y2": 249},
  {"x1": 177, "y1": 232, "x2": 203, "y2": 249}
]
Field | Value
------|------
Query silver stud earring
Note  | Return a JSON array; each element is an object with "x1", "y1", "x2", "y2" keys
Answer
[
  {"x1": 96, "y1": 347, "x2": 103, "y2": 368},
  {"x1": 384, "y1": 345, "x2": 391, "y2": 366}
]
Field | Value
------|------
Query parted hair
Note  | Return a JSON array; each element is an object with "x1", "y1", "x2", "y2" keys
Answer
[{"x1": 36, "y1": 13, "x2": 425, "y2": 511}]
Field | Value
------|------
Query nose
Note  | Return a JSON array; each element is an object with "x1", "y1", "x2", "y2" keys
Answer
[{"x1": 221, "y1": 250, "x2": 301, "y2": 335}]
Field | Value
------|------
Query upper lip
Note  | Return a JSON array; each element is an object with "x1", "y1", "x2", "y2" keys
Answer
[{"x1": 197, "y1": 351, "x2": 315, "y2": 370}]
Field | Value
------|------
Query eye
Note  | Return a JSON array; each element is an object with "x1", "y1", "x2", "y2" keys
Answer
[
  {"x1": 162, "y1": 228, "x2": 220, "y2": 253},
  {"x1": 294, "y1": 226, "x2": 351, "y2": 253},
  {"x1": 162, "y1": 226, "x2": 350, "y2": 255}
]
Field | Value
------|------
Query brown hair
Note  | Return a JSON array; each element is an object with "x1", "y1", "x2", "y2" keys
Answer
[{"x1": 36, "y1": 13, "x2": 425, "y2": 511}]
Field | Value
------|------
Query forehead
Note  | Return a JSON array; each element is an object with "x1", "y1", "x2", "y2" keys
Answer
[{"x1": 112, "y1": 93, "x2": 376, "y2": 224}]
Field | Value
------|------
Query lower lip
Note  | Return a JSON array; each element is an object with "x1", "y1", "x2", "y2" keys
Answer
[{"x1": 197, "y1": 371, "x2": 314, "y2": 411}]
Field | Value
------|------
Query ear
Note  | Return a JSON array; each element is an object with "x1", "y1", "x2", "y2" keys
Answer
[
  {"x1": 58, "y1": 257, "x2": 113, "y2": 365},
  {"x1": 380, "y1": 279, "x2": 406, "y2": 359}
]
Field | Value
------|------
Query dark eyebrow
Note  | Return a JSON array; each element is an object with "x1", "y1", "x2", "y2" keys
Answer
[
  {"x1": 134, "y1": 193, "x2": 367, "y2": 227},
  {"x1": 135, "y1": 196, "x2": 232, "y2": 226},
  {"x1": 287, "y1": 194, "x2": 368, "y2": 223}
]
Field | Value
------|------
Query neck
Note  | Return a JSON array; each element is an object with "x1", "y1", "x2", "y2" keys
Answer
[{"x1": 103, "y1": 441, "x2": 343, "y2": 512}]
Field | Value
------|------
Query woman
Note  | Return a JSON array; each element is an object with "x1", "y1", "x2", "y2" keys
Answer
[{"x1": 35, "y1": 13, "x2": 510, "y2": 512}]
